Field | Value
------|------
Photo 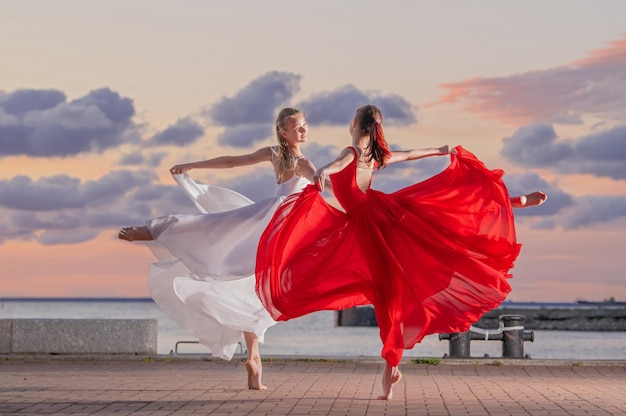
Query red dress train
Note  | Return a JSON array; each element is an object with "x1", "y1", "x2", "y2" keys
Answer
[{"x1": 256, "y1": 146, "x2": 521, "y2": 366}]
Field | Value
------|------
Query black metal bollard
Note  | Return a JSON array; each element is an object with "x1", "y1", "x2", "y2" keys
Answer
[
  {"x1": 500, "y1": 314, "x2": 534, "y2": 358},
  {"x1": 440, "y1": 314, "x2": 534, "y2": 359},
  {"x1": 438, "y1": 331, "x2": 471, "y2": 358}
]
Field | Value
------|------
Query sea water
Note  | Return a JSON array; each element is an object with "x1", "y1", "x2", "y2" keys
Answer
[{"x1": 1, "y1": 299, "x2": 624, "y2": 360}]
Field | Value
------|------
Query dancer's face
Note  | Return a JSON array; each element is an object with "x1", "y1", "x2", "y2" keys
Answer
[
  {"x1": 280, "y1": 113, "x2": 308, "y2": 144},
  {"x1": 349, "y1": 116, "x2": 357, "y2": 136}
]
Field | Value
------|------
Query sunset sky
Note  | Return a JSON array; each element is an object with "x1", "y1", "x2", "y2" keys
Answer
[{"x1": 1, "y1": 1, "x2": 625, "y2": 302}]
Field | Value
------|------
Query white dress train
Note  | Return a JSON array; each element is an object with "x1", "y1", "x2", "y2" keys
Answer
[{"x1": 144, "y1": 172, "x2": 310, "y2": 360}]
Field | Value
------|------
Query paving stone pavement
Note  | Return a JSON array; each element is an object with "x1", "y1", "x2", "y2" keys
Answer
[{"x1": 0, "y1": 356, "x2": 624, "y2": 416}]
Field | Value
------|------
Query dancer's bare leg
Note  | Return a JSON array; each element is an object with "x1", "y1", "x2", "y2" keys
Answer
[
  {"x1": 510, "y1": 191, "x2": 547, "y2": 208},
  {"x1": 244, "y1": 332, "x2": 267, "y2": 390},
  {"x1": 118, "y1": 226, "x2": 153, "y2": 241},
  {"x1": 523, "y1": 191, "x2": 547, "y2": 207},
  {"x1": 377, "y1": 362, "x2": 402, "y2": 400}
]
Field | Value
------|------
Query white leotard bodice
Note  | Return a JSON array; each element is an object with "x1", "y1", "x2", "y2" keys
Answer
[
  {"x1": 271, "y1": 146, "x2": 310, "y2": 198},
  {"x1": 274, "y1": 174, "x2": 310, "y2": 198}
]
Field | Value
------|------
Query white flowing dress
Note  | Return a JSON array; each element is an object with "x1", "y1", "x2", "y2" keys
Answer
[{"x1": 144, "y1": 170, "x2": 310, "y2": 360}]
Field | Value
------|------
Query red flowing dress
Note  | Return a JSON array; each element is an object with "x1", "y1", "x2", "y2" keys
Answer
[{"x1": 256, "y1": 146, "x2": 521, "y2": 366}]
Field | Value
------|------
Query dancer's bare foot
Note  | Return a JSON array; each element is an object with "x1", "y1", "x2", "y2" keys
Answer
[
  {"x1": 118, "y1": 226, "x2": 153, "y2": 241},
  {"x1": 377, "y1": 363, "x2": 402, "y2": 400},
  {"x1": 524, "y1": 191, "x2": 547, "y2": 207},
  {"x1": 245, "y1": 358, "x2": 267, "y2": 390}
]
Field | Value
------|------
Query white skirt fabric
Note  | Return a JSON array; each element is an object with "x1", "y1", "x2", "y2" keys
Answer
[{"x1": 144, "y1": 173, "x2": 310, "y2": 360}]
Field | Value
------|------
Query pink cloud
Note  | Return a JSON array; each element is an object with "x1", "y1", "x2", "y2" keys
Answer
[
  {"x1": 573, "y1": 36, "x2": 626, "y2": 67},
  {"x1": 430, "y1": 34, "x2": 626, "y2": 125}
]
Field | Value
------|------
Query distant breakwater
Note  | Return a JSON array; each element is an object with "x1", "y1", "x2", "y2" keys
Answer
[{"x1": 336, "y1": 305, "x2": 626, "y2": 331}]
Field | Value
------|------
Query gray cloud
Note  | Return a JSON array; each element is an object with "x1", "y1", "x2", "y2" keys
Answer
[
  {"x1": 202, "y1": 71, "x2": 300, "y2": 148},
  {"x1": 574, "y1": 125, "x2": 626, "y2": 161},
  {"x1": 213, "y1": 168, "x2": 276, "y2": 203},
  {"x1": 372, "y1": 155, "x2": 450, "y2": 193},
  {"x1": 148, "y1": 152, "x2": 167, "y2": 167},
  {"x1": 148, "y1": 117, "x2": 204, "y2": 146},
  {"x1": 0, "y1": 88, "x2": 138, "y2": 157},
  {"x1": 501, "y1": 124, "x2": 572, "y2": 167},
  {"x1": 558, "y1": 158, "x2": 626, "y2": 181},
  {"x1": 0, "y1": 227, "x2": 32, "y2": 244},
  {"x1": 119, "y1": 151, "x2": 167, "y2": 167},
  {"x1": 216, "y1": 124, "x2": 273, "y2": 147},
  {"x1": 0, "y1": 89, "x2": 66, "y2": 116},
  {"x1": 325, "y1": 145, "x2": 622, "y2": 230},
  {"x1": 502, "y1": 123, "x2": 626, "y2": 180},
  {"x1": 0, "y1": 175, "x2": 85, "y2": 210},
  {"x1": 499, "y1": 172, "x2": 625, "y2": 229},
  {"x1": 302, "y1": 142, "x2": 340, "y2": 170},
  {"x1": 12, "y1": 210, "x2": 80, "y2": 230},
  {"x1": 208, "y1": 71, "x2": 301, "y2": 127},
  {"x1": 557, "y1": 195, "x2": 626, "y2": 229},
  {"x1": 5, "y1": 210, "x2": 94, "y2": 245},
  {"x1": 376, "y1": 159, "x2": 625, "y2": 229},
  {"x1": 71, "y1": 88, "x2": 134, "y2": 123},
  {"x1": 533, "y1": 195, "x2": 626, "y2": 230},
  {"x1": 9, "y1": 70, "x2": 623, "y2": 245},
  {"x1": 0, "y1": 170, "x2": 155, "y2": 211},
  {"x1": 203, "y1": 71, "x2": 417, "y2": 148},
  {"x1": 374, "y1": 155, "x2": 574, "y2": 221},
  {"x1": 119, "y1": 152, "x2": 145, "y2": 166},
  {"x1": 298, "y1": 85, "x2": 417, "y2": 127},
  {"x1": 82, "y1": 170, "x2": 157, "y2": 207},
  {"x1": 502, "y1": 172, "x2": 572, "y2": 217},
  {"x1": 0, "y1": 169, "x2": 200, "y2": 245},
  {"x1": 38, "y1": 229, "x2": 100, "y2": 246},
  {"x1": 0, "y1": 153, "x2": 620, "y2": 246},
  {"x1": 183, "y1": 143, "x2": 340, "y2": 203}
]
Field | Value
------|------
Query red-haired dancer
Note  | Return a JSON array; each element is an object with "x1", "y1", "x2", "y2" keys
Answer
[{"x1": 256, "y1": 104, "x2": 529, "y2": 400}]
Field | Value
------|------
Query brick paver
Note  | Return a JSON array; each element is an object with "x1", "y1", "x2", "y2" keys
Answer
[{"x1": 0, "y1": 357, "x2": 624, "y2": 415}]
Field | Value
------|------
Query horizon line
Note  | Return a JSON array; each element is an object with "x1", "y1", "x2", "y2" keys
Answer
[
  {"x1": 0, "y1": 297, "x2": 615, "y2": 304},
  {"x1": 0, "y1": 297, "x2": 154, "y2": 302}
]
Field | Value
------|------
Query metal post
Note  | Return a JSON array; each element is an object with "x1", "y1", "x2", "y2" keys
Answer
[
  {"x1": 336, "y1": 310, "x2": 343, "y2": 326},
  {"x1": 447, "y1": 331, "x2": 471, "y2": 358},
  {"x1": 500, "y1": 314, "x2": 526, "y2": 358}
]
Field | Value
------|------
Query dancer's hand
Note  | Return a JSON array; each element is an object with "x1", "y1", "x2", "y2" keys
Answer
[
  {"x1": 439, "y1": 145, "x2": 455, "y2": 155},
  {"x1": 170, "y1": 164, "x2": 191, "y2": 175},
  {"x1": 312, "y1": 168, "x2": 325, "y2": 192}
]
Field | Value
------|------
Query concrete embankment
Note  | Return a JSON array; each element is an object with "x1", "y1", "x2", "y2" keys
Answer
[
  {"x1": 0, "y1": 319, "x2": 157, "y2": 355},
  {"x1": 337, "y1": 305, "x2": 626, "y2": 330},
  {"x1": 476, "y1": 306, "x2": 626, "y2": 330}
]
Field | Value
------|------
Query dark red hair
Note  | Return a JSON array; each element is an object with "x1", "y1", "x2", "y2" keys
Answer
[{"x1": 355, "y1": 105, "x2": 391, "y2": 169}]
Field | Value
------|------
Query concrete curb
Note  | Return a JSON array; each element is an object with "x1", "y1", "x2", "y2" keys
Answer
[
  {"x1": 1, "y1": 353, "x2": 624, "y2": 367},
  {"x1": 0, "y1": 319, "x2": 157, "y2": 354}
]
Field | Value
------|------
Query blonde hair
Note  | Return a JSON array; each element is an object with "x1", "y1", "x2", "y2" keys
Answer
[{"x1": 273, "y1": 108, "x2": 302, "y2": 182}]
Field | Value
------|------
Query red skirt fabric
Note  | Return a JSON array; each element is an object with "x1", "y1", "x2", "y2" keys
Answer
[{"x1": 256, "y1": 146, "x2": 521, "y2": 366}]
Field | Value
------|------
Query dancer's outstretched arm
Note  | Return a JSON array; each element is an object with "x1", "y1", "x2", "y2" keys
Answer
[
  {"x1": 387, "y1": 146, "x2": 547, "y2": 209},
  {"x1": 312, "y1": 148, "x2": 357, "y2": 191},
  {"x1": 387, "y1": 145, "x2": 452, "y2": 164},
  {"x1": 169, "y1": 147, "x2": 273, "y2": 175}
]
